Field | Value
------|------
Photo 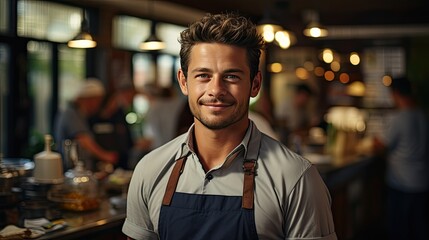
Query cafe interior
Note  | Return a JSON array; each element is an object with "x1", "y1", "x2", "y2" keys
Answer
[{"x1": 1, "y1": 0, "x2": 429, "y2": 239}]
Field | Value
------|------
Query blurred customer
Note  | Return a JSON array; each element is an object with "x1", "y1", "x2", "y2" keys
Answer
[
  {"x1": 289, "y1": 83, "x2": 316, "y2": 132},
  {"x1": 90, "y1": 80, "x2": 137, "y2": 170},
  {"x1": 248, "y1": 110, "x2": 279, "y2": 140},
  {"x1": 373, "y1": 76, "x2": 429, "y2": 240},
  {"x1": 142, "y1": 84, "x2": 186, "y2": 149},
  {"x1": 280, "y1": 83, "x2": 319, "y2": 147},
  {"x1": 54, "y1": 78, "x2": 118, "y2": 171}
]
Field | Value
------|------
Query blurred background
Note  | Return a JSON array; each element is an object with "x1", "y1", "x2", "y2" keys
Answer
[{"x1": 0, "y1": 0, "x2": 429, "y2": 239}]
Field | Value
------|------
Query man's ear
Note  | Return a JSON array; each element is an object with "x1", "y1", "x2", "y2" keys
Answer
[
  {"x1": 250, "y1": 71, "x2": 262, "y2": 98},
  {"x1": 177, "y1": 69, "x2": 188, "y2": 96}
]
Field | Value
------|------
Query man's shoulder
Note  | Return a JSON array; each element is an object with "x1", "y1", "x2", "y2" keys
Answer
[
  {"x1": 135, "y1": 134, "x2": 188, "y2": 172},
  {"x1": 149, "y1": 133, "x2": 187, "y2": 156},
  {"x1": 259, "y1": 135, "x2": 312, "y2": 173}
]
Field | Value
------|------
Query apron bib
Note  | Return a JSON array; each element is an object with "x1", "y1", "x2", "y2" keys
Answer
[{"x1": 158, "y1": 156, "x2": 258, "y2": 240}]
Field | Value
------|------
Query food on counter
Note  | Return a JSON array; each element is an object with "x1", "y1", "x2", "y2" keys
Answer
[
  {"x1": 48, "y1": 186, "x2": 100, "y2": 211},
  {"x1": 60, "y1": 192, "x2": 100, "y2": 211}
]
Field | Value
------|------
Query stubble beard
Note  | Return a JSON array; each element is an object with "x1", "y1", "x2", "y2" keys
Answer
[{"x1": 190, "y1": 99, "x2": 249, "y2": 130}]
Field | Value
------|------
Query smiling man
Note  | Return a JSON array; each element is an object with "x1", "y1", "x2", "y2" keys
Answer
[{"x1": 122, "y1": 13, "x2": 337, "y2": 240}]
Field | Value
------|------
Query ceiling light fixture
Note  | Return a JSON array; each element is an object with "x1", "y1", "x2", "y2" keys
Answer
[
  {"x1": 139, "y1": 22, "x2": 165, "y2": 51},
  {"x1": 303, "y1": 9, "x2": 328, "y2": 38},
  {"x1": 139, "y1": 0, "x2": 165, "y2": 51},
  {"x1": 68, "y1": 9, "x2": 97, "y2": 48},
  {"x1": 257, "y1": 9, "x2": 296, "y2": 49}
]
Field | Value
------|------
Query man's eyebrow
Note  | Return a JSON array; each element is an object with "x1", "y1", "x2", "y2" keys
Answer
[
  {"x1": 190, "y1": 68, "x2": 245, "y2": 74},
  {"x1": 224, "y1": 68, "x2": 244, "y2": 74},
  {"x1": 190, "y1": 67, "x2": 211, "y2": 73}
]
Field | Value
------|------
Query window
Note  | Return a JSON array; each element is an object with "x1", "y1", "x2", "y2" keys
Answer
[
  {"x1": 157, "y1": 54, "x2": 175, "y2": 87},
  {"x1": 0, "y1": 43, "x2": 8, "y2": 154},
  {"x1": 112, "y1": 15, "x2": 151, "y2": 51},
  {"x1": 17, "y1": 0, "x2": 82, "y2": 42},
  {"x1": 27, "y1": 41, "x2": 53, "y2": 135},
  {"x1": 112, "y1": 15, "x2": 185, "y2": 55},
  {"x1": 27, "y1": 42, "x2": 86, "y2": 137},
  {"x1": 0, "y1": 0, "x2": 9, "y2": 33},
  {"x1": 133, "y1": 53, "x2": 155, "y2": 89},
  {"x1": 58, "y1": 45, "x2": 86, "y2": 111},
  {"x1": 157, "y1": 22, "x2": 186, "y2": 56}
]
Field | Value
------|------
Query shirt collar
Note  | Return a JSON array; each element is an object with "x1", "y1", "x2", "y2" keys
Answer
[{"x1": 178, "y1": 120, "x2": 262, "y2": 162}]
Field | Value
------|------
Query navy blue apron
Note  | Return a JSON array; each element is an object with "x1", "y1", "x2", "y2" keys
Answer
[{"x1": 158, "y1": 155, "x2": 259, "y2": 240}]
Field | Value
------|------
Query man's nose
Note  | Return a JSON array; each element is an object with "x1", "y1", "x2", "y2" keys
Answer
[{"x1": 207, "y1": 76, "x2": 226, "y2": 97}]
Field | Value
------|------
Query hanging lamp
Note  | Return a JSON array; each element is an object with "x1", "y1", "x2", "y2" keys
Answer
[
  {"x1": 303, "y1": 9, "x2": 328, "y2": 38},
  {"x1": 303, "y1": 21, "x2": 328, "y2": 38},
  {"x1": 139, "y1": 0, "x2": 165, "y2": 51},
  {"x1": 256, "y1": 8, "x2": 296, "y2": 49},
  {"x1": 139, "y1": 21, "x2": 165, "y2": 51},
  {"x1": 68, "y1": 9, "x2": 97, "y2": 48}
]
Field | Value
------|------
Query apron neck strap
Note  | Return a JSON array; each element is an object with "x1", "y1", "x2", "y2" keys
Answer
[
  {"x1": 242, "y1": 159, "x2": 257, "y2": 209},
  {"x1": 162, "y1": 156, "x2": 187, "y2": 206},
  {"x1": 162, "y1": 155, "x2": 257, "y2": 209}
]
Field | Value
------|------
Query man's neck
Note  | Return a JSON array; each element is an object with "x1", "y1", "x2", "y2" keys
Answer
[{"x1": 193, "y1": 121, "x2": 248, "y2": 171}]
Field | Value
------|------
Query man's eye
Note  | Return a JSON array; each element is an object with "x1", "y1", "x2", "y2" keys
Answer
[
  {"x1": 225, "y1": 75, "x2": 239, "y2": 81},
  {"x1": 196, "y1": 74, "x2": 210, "y2": 79}
]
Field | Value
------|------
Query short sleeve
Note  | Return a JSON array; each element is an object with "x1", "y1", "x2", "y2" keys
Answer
[
  {"x1": 122, "y1": 160, "x2": 159, "y2": 240},
  {"x1": 285, "y1": 166, "x2": 337, "y2": 240}
]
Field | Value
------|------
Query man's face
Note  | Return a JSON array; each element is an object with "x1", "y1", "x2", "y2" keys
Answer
[{"x1": 177, "y1": 43, "x2": 261, "y2": 130}]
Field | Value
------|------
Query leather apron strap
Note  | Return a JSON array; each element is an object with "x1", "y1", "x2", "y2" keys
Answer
[
  {"x1": 242, "y1": 159, "x2": 256, "y2": 209},
  {"x1": 162, "y1": 156, "x2": 257, "y2": 209},
  {"x1": 162, "y1": 156, "x2": 187, "y2": 206}
]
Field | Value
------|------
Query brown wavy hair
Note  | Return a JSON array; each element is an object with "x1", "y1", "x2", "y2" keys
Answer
[{"x1": 178, "y1": 13, "x2": 265, "y2": 80}]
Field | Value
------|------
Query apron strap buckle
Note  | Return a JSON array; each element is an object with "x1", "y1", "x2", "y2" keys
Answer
[{"x1": 243, "y1": 159, "x2": 257, "y2": 175}]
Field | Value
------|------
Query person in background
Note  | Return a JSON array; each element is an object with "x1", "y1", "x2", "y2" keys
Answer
[
  {"x1": 278, "y1": 82, "x2": 320, "y2": 150},
  {"x1": 54, "y1": 78, "x2": 118, "y2": 172},
  {"x1": 90, "y1": 80, "x2": 137, "y2": 170},
  {"x1": 141, "y1": 84, "x2": 186, "y2": 149},
  {"x1": 373, "y1": 76, "x2": 429, "y2": 240},
  {"x1": 123, "y1": 13, "x2": 336, "y2": 240},
  {"x1": 289, "y1": 83, "x2": 316, "y2": 132},
  {"x1": 248, "y1": 110, "x2": 280, "y2": 140}
]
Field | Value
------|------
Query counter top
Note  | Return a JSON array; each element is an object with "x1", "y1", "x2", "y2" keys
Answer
[
  {"x1": 1, "y1": 154, "x2": 379, "y2": 240},
  {"x1": 37, "y1": 197, "x2": 126, "y2": 240},
  {"x1": 315, "y1": 154, "x2": 378, "y2": 190},
  {"x1": 0, "y1": 196, "x2": 126, "y2": 240}
]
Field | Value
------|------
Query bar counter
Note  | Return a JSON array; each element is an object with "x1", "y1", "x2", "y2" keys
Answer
[
  {"x1": 315, "y1": 154, "x2": 385, "y2": 240},
  {"x1": 0, "y1": 194, "x2": 127, "y2": 240},
  {"x1": 37, "y1": 198, "x2": 126, "y2": 240},
  {"x1": 1, "y1": 154, "x2": 382, "y2": 240}
]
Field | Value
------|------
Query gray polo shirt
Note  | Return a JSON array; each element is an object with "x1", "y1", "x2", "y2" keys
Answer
[{"x1": 123, "y1": 121, "x2": 337, "y2": 240}]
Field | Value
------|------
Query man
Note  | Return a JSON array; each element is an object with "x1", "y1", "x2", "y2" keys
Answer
[
  {"x1": 373, "y1": 77, "x2": 429, "y2": 240},
  {"x1": 90, "y1": 80, "x2": 138, "y2": 170},
  {"x1": 54, "y1": 78, "x2": 118, "y2": 171},
  {"x1": 122, "y1": 13, "x2": 336, "y2": 240}
]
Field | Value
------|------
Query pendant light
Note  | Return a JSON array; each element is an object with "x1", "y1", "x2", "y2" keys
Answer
[
  {"x1": 139, "y1": 21, "x2": 165, "y2": 51},
  {"x1": 256, "y1": 8, "x2": 296, "y2": 49},
  {"x1": 256, "y1": 10, "x2": 283, "y2": 43},
  {"x1": 139, "y1": 0, "x2": 165, "y2": 51},
  {"x1": 303, "y1": 9, "x2": 328, "y2": 38},
  {"x1": 68, "y1": 9, "x2": 97, "y2": 48}
]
